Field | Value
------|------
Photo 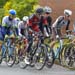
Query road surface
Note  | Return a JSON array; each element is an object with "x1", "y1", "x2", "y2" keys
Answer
[{"x1": 0, "y1": 62, "x2": 75, "y2": 75}]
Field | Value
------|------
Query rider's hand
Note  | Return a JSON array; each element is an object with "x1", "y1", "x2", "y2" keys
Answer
[
  {"x1": 56, "y1": 35, "x2": 59, "y2": 39},
  {"x1": 22, "y1": 35, "x2": 26, "y2": 39},
  {"x1": 28, "y1": 28, "x2": 33, "y2": 34}
]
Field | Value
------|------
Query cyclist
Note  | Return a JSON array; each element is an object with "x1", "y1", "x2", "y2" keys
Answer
[
  {"x1": 1, "y1": 9, "x2": 17, "y2": 60},
  {"x1": 18, "y1": 16, "x2": 29, "y2": 38},
  {"x1": 52, "y1": 9, "x2": 72, "y2": 39},
  {"x1": 2, "y1": 9, "x2": 17, "y2": 36},
  {"x1": 18, "y1": 16, "x2": 29, "y2": 56},
  {"x1": 39, "y1": 6, "x2": 52, "y2": 37},
  {"x1": 24, "y1": 7, "x2": 44, "y2": 64},
  {"x1": 28, "y1": 7, "x2": 44, "y2": 33}
]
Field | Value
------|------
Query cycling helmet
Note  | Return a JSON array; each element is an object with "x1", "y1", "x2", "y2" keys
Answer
[
  {"x1": 22, "y1": 16, "x2": 29, "y2": 22},
  {"x1": 64, "y1": 9, "x2": 72, "y2": 16},
  {"x1": 36, "y1": 7, "x2": 44, "y2": 15},
  {"x1": 44, "y1": 6, "x2": 52, "y2": 13},
  {"x1": 9, "y1": 9, "x2": 16, "y2": 15}
]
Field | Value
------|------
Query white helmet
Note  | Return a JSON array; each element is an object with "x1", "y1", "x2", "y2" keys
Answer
[
  {"x1": 64, "y1": 9, "x2": 72, "y2": 16},
  {"x1": 22, "y1": 16, "x2": 29, "y2": 22},
  {"x1": 44, "y1": 6, "x2": 52, "y2": 13}
]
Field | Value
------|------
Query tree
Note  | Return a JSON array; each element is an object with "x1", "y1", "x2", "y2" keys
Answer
[
  {"x1": 3, "y1": 0, "x2": 39, "y2": 19},
  {"x1": 0, "y1": 0, "x2": 8, "y2": 8},
  {"x1": 0, "y1": 0, "x2": 9, "y2": 23}
]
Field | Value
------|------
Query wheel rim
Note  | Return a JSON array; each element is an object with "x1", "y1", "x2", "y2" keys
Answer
[
  {"x1": 19, "y1": 61, "x2": 26, "y2": 68},
  {"x1": 34, "y1": 45, "x2": 46, "y2": 70},
  {"x1": 46, "y1": 45, "x2": 54, "y2": 66}
]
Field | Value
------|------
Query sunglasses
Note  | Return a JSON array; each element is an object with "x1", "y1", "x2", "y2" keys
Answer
[{"x1": 46, "y1": 12, "x2": 50, "y2": 14}]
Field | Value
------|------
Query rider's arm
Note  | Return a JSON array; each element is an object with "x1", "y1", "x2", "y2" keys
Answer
[
  {"x1": 2, "y1": 16, "x2": 7, "y2": 27},
  {"x1": 65, "y1": 20, "x2": 70, "y2": 34},
  {"x1": 52, "y1": 18, "x2": 59, "y2": 28},
  {"x1": 66, "y1": 20, "x2": 70, "y2": 30},
  {"x1": 28, "y1": 18, "x2": 33, "y2": 32},
  {"x1": 47, "y1": 16, "x2": 52, "y2": 27},
  {"x1": 18, "y1": 22, "x2": 22, "y2": 37},
  {"x1": 52, "y1": 16, "x2": 63, "y2": 28}
]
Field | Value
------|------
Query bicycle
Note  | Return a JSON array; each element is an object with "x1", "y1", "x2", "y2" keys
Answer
[
  {"x1": 1, "y1": 26, "x2": 18, "y2": 67},
  {"x1": 19, "y1": 32, "x2": 47, "y2": 70},
  {"x1": 61, "y1": 30, "x2": 75, "y2": 68}
]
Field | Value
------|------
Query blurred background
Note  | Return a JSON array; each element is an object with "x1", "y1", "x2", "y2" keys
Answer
[
  {"x1": 39, "y1": 0, "x2": 75, "y2": 30},
  {"x1": 0, "y1": 0, "x2": 75, "y2": 30}
]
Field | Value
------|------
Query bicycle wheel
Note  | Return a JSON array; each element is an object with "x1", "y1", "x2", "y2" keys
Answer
[
  {"x1": 64, "y1": 44, "x2": 75, "y2": 68},
  {"x1": 0, "y1": 48, "x2": 2, "y2": 64},
  {"x1": 6, "y1": 46, "x2": 16, "y2": 67},
  {"x1": 59, "y1": 45, "x2": 67, "y2": 65},
  {"x1": 19, "y1": 55, "x2": 28, "y2": 69},
  {"x1": 15, "y1": 46, "x2": 19, "y2": 65},
  {"x1": 34, "y1": 44, "x2": 47, "y2": 70},
  {"x1": 45, "y1": 44, "x2": 54, "y2": 68},
  {"x1": 0, "y1": 41, "x2": 5, "y2": 64}
]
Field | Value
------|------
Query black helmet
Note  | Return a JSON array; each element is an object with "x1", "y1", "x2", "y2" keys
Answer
[{"x1": 36, "y1": 7, "x2": 44, "y2": 15}]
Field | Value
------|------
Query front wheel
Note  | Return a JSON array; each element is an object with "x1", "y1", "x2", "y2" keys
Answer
[
  {"x1": 34, "y1": 44, "x2": 47, "y2": 70},
  {"x1": 64, "y1": 44, "x2": 75, "y2": 68},
  {"x1": 19, "y1": 56, "x2": 28, "y2": 69},
  {"x1": 45, "y1": 45, "x2": 54, "y2": 68},
  {"x1": 6, "y1": 47, "x2": 16, "y2": 67}
]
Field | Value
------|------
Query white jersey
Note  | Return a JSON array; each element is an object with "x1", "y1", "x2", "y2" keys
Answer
[
  {"x1": 14, "y1": 17, "x2": 20, "y2": 27},
  {"x1": 18, "y1": 21, "x2": 28, "y2": 37},
  {"x1": 2, "y1": 16, "x2": 17, "y2": 28},
  {"x1": 52, "y1": 16, "x2": 69, "y2": 28}
]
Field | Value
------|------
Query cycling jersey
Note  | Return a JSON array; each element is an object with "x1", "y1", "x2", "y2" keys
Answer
[
  {"x1": 2, "y1": 16, "x2": 17, "y2": 27},
  {"x1": 18, "y1": 21, "x2": 28, "y2": 37},
  {"x1": 28, "y1": 14, "x2": 40, "y2": 32},
  {"x1": 52, "y1": 16, "x2": 70, "y2": 29},
  {"x1": 41, "y1": 16, "x2": 52, "y2": 26},
  {"x1": 39, "y1": 16, "x2": 52, "y2": 36},
  {"x1": 2, "y1": 16, "x2": 18, "y2": 35},
  {"x1": 52, "y1": 16, "x2": 70, "y2": 36}
]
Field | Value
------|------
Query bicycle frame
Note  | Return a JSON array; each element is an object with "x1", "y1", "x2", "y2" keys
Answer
[{"x1": 53, "y1": 39, "x2": 63, "y2": 59}]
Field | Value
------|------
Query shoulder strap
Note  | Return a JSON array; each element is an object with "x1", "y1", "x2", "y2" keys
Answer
[
  {"x1": 66, "y1": 19, "x2": 70, "y2": 30},
  {"x1": 57, "y1": 16, "x2": 64, "y2": 25}
]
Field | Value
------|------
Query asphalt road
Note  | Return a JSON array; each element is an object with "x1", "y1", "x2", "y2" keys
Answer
[{"x1": 0, "y1": 62, "x2": 75, "y2": 75}]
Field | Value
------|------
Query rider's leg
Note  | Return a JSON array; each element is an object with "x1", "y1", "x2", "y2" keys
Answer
[
  {"x1": 24, "y1": 35, "x2": 33, "y2": 64},
  {"x1": 2, "y1": 44, "x2": 6, "y2": 58}
]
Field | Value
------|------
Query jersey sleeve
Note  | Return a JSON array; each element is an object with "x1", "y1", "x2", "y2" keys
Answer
[
  {"x1": 18, "y1": 22, "x2": 22, "y2": 36},
  {"x1": 13, "y1": 20, "x2": 18, "y2": 28},
  {"x1": 52, "y1": 16, "x2": 63, "y2": 28},
  {"x1": 2, "y1": 17, "x2": 7, "y2": 27},
  {"x1": 28, "y1": 14, "x2": 34, "y2": 27}
]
